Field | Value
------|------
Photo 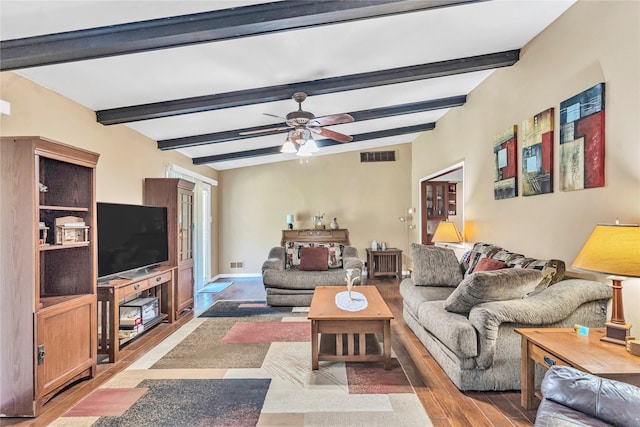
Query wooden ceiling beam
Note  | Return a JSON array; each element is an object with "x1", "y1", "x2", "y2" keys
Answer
[
  {"x1": 191, "y1": 123, "x2": 435, "y2": 164},
  {"x1": 0, "y1": 0, "x2": 479, "y2": 71},
  {"x1": 157, "y1": 95, "x2": 466, "y2": 150},
  {"x1": 97, "y1": 51, "x2": 516, "y2": 124}
]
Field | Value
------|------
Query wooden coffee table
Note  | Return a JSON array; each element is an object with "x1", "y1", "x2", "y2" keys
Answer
[{"x1": 308, "y1": 285, "x2": 394, "y2": 370}]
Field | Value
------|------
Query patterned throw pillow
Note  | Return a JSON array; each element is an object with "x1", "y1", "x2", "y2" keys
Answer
[
  {"x1": 464, "y1": 242, "x2": 524, "y2": 275},
  {"x1": 507, "y1": 257, "x2": 566, "y2": 286}
]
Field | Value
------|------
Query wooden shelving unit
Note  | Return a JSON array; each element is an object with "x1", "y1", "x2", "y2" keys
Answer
[{"x1": 1, "y1": 136, "x2": 99, "y2": 417}]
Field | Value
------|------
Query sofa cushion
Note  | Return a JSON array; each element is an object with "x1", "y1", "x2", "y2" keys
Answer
[
  {"x1": 399, "y1": 278, "x2": 456, "y2": 314},
  {"x1": 299, "y1": 247, "x2": 329, "y2": 271},
  {"x1": 411, "y1": 243, "x2": 463, "y2": 287},
  {"x1": 416, "y1": 300, "x2": 478, "y2": 359},
  {"x1": 474, "y1": 258, "x2": 508, "y2": 272},
  {"x1": 285, "y1": 241, "x2": 344, "y2": 270},
  {"x1": 444, "y1": 269, "x2": 543, "y2": 313}
]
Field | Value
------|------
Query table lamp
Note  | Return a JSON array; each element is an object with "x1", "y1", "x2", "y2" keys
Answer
[
  {"x1": 572, "y1": 223, "x2": 640, "y2": 345},
  {"x1": 432, "y1": 221, "x2": 462, "y2": 247},
  {"x1": 286, "y1": 214, "x2": 294, "y2": 230}
]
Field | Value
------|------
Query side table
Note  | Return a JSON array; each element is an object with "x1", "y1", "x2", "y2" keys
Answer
[
  {"x1": 366, "y1": 248, "x2": 402, "y2": 279},
  {"x1": 515, "y1": 327, "x2": 640, "y2": 410}
]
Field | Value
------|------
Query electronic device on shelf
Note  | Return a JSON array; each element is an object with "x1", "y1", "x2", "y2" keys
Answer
[{"x1": 97, "y1": 202, "x2": 169, "y2": 280}]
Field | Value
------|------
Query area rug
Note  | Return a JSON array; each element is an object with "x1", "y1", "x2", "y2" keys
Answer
[
  {"x1": 56, "y1": 304, "x2": 432, "y2": 427},
  {"x1": 198, "y1": 280, "x2": 234, "y2": 293},
  {"x1": 199, "y1": 299, "x2": 307, "y2": 318}
]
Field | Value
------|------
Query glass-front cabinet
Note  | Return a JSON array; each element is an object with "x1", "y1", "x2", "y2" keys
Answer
[
  {"x1": 179, "y1": 191, "x2": 193, "y2": 263},
  {"x1": 421, "y1": 181, "x2": 450, "y2": 245},
  {"x1": 144, "y1": 178, "x2": 195, "y2": 319}
]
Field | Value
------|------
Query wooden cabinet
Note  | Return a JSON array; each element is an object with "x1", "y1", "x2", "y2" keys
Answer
[
  {"x1": 144, "y1": 178, "x2": 195, "y2": 319},
  {"x1": 1, "y1": 136, "x2": 98, "y2": 417},
  {"x1": 97, "y1": 266, "x2": 175, "y2": 363},
  {"x1": 421, "y1": 181, "x2": 451, "y2": 245},
  {"x1": 447, "y1": 183, "x2": 457, "y2": 216}
]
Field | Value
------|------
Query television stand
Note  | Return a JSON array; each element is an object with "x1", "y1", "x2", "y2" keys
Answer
[
  {"x1": 97, "y1": 265, "x2": 176, "y2": 363},
  {"x1": 117, "y1": 266, "x2": 159, "y2": 280}
]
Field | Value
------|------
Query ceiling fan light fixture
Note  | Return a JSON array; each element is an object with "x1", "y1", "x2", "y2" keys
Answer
[
  {"x1": 281, "y1": 138, "x2": 297, "y2": 154},
  {"x1": 306, "y1": 139, "x2": 319, "y2": 153},
  {"x1": 297, "y1": 143, "x2": 312, "y2": 157},
  {"x1": 290, "y1": 128, "x2": 311, "y2": 145}
]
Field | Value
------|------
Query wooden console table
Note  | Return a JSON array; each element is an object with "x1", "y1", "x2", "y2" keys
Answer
[
  {"x1": 366, "y1": 248, "x2": 402, "y2": 279},
  {"x1": 515, "y1": 327, "x2": 640, "y2": 410},
  {"x1": 97, "y1": 266, "x2": 176, "y2": 363},
  {"x1": 281, "y1": 228, "x2": 349, "y2": 246}
]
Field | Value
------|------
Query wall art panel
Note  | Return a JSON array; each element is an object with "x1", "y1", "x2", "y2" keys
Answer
[
  {"x1": 493, "y1": 125, "x2": 518, "y2": 200},
  {"x1": 559, "y1": 83, "x2": 605, "y2": 191},
  {"x1": 521, "y1": 108, "x2": 554, "y2": 196}
]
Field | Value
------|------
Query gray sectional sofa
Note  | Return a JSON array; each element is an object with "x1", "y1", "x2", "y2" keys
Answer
[
  {"x1": 400, "y1": 242, "x2": 611, "y2": 391},
  {"x1": 262, "y1": 243, "x2": 363, "y2": 306}
]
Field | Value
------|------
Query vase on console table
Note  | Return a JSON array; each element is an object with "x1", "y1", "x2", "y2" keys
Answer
[{"x1": 330, "y1": 217, "x2": 339, "y2": 230}]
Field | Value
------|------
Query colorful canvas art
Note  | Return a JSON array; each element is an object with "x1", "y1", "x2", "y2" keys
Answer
[
  {"x1": 559, "y1": 83, "x2": 605, "y2": 191},
  {"x1": 493, "y1": 125, "x2": 518, "y2": 200},
  {"x1": 521, "y1": 108, "x2": 554, "y2": 196}
]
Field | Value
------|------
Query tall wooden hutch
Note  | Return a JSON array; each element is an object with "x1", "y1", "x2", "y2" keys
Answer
[
  {"x1": 1, "y1": 136, "x2": 98, "y2": 417},
  {"x1": 144, "y1": 178, "x2": 195, "y2": 319},
  {"x1": 421, "y1": 181, "x2": 457, "y2": 245}
]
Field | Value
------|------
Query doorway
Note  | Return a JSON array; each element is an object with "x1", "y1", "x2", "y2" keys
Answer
[{"x1": 419, "y1": 162, "x2": 464, "y2": 245}]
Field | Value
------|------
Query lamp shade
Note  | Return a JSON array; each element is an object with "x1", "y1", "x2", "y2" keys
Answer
[
  {"x1": 572, "y1": 224, "x2": 640, "y2": 278},
  {"x1": 432, "y1": 221, "x2": 462, "y2": 244},
  {"x1": 281, "y1": 139, "x2": 297, "y2": 153},
  {"x1": 286, "y1": 214, "x2": 294, "y2": 224}
]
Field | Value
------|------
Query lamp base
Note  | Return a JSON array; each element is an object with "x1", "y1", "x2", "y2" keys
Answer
[
  {"x1": 600, "y1": 321, "x2": 632, "y2": 345},
  {"x1": 287, "y1": 223, "x2": 293, "y2": 230}
]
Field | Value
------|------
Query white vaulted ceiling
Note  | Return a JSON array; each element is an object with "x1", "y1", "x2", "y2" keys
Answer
[{"x1": 0, "y1": 0, "x2": 575, "y2": 170}]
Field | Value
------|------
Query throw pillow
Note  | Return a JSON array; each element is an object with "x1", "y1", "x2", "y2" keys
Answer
[
  {"x1": 284, "y1": 242, "x2": 344, "y2": 269},
  {"x1": 507, "y1": 257, "x2": 566, "y2": 285},
  {"x1": 464, "y1": 242, "x2": 524, "y2": 275},
  {"x1": 299, "y1": 247, "x2": 329, "y2": 271},
  {"x1": 411, "y1": 243, "x2": 463, "y2": 287},
  {"x1": 443, "y1": 268, "x2": 543, "y2": 313},
  {"x1": 473, "y1": 258, "x2": 508, "y2": 272}
]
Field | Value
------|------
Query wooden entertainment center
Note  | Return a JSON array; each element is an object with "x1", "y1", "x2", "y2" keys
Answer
[{"x1": 97, "y1": 266, "x2": 176, "y2": 363}]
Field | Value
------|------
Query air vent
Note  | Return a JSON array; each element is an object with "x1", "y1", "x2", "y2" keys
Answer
[
  {"x1": 230, "y1": 261, "x2": 244, "y2": 269},
  {"x1": 360, "y1": 151, "x2": 395, "y2": 162}
]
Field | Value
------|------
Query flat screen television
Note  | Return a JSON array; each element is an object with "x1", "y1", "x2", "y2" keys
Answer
[{"x1": 97, "y1": 202, "x2": 169, "y2": 280}]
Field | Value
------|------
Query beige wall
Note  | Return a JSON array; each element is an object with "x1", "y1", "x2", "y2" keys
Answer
[
  {"x1": 0, "y1": 72, "x2": 220, "y2": 272},
  {"x1": 219, "y1": 144, "x2": 413, "y2": 273},
  {"x1": 411, "y1": 1, "x2": 640, "y2": 328}
]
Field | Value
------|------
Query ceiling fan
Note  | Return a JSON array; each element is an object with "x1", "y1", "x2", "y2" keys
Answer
[{"x1": 240, "y1": 92, "x2": 355, "y2": 145}]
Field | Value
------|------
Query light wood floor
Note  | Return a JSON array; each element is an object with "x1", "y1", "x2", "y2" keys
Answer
[{"x1": 1, "y1": 276, "x2": 537, "y2": 426}]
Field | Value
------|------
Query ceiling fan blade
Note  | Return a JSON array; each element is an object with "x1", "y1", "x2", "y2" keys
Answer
[
  {"x1": 313, "y1": 113, "x2": 355, "y2": 126},
  {"x1": 239, "y1": 126, "x2": 289, "y2": 135},
  {"x1": 310, "y1": 126, "x2": 353, "y2": 143},
  {"x1": 264, "y1": 112, "x2": 286, "y2": 120}
]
